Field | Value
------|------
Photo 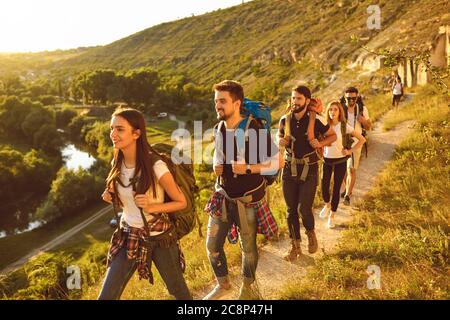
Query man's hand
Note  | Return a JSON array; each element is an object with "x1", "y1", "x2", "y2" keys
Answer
[
  {"x1": 279, "y1": 136, "x2": 291, "y2": 148},
  {"x1": 309, "y1": 138, "x2": 321, "y2": 149},
  {"x1": 357, "y1": 114, "x2": 366, "y2": 124},
  {"x1": 213, "y1": 164, "x2": 223, "y2": 176},
  {"x1": 231, "y1": 161, "x2": 247, "y2": 175}
]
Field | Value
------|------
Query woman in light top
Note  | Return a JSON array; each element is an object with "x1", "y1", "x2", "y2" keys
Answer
[
  {"x1": 392, "y1": 75, "x2": 403, "y2": 108},
  {"x1": 319, "y1": 101, "x2": 365, "y2": 228},
  {"x1": 98, "y1": 107, "x2": 192, "y2": 300}
]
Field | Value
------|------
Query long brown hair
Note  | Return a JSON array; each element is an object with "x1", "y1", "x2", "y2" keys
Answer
[
  {"x1": 106, "y1": 107, "x2": 158, "y2": 204},
  {"x1": 325, "y1": 100, "x2": 346, "y2": 126}
]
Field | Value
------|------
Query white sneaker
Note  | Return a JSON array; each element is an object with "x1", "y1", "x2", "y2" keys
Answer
[
  {"x1": 327, "y1": 212, "x2": 336, "y2": 229},
  {"x1": 319, "y1": 204, "x2": 331, "y2": 218},
  {"x1": 202, "y1": 284, "x2": 232, "y2": 300}
]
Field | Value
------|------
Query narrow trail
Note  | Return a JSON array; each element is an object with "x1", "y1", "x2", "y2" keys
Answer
[
  {"x1": 196, "y1": 106, "x2": 414, "y2": 300},
  {"x1": 0, "y1": 205, "x2": 111, "y2": 277}
]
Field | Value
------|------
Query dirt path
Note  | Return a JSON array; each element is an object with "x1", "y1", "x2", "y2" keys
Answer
[
  {"x1": 197, "y1": 107, "x2": 414, "y2": 300},
  {"x1": 0, "y1": 205, "x2": 111, "y2": 276}
]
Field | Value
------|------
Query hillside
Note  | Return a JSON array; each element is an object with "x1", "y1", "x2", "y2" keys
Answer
[{"x1": 2, "y1": 0, "x2": 449, "y2": 94}]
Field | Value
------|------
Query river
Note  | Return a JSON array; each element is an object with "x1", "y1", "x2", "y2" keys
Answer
[{"x1": 0, "y1": 144, "x2": 97, "y2": 239}]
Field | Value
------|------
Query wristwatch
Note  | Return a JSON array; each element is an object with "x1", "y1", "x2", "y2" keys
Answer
[{"x1": 246, "y1": 164, "x2": 252, "y2": 175}]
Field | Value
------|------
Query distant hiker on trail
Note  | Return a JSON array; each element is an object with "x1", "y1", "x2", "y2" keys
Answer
[
  {"x1": 98, "y1": 107, "x2": 192, "y2": 300},
  {"x1": 392, "y1": 75, "x2": 404, "y2": 108},
  {"x1": 203, "y1": 80, "x2": 281, "y2": 300},
  {"x1": 278, "y1": 85, "x2": 337, "y2": 261},
  {"x1": 339, "y1": 87, "x2": 371, "y2": 206},
  {"x1": 319, "y1": 101, "x2": 365, "y2": 228}
]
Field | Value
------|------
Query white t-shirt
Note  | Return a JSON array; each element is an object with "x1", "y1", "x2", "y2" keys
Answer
[
  {"x1": 347, "y1": 106, "x2": 369, "y2": 147},
  {"x1": 393, "y1": 83, "x2": 402, "y2": 95},
  {"x1": 117, "y1": 160, "x2": 170, "y2": 234},
  {"x1": 324, "y1": 122, "x2": 354, "y2": 159}
]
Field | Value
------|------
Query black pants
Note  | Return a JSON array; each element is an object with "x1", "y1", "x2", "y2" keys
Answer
[
  {"x1": 392, "y1": 94, "x2": 402, "y2": 105},
  {"x1": 281, "y1": 164, "x2": 317, "y2": 241},
  {"x1": 321, "y1": 158, "x2": 347, "y2": 212}
]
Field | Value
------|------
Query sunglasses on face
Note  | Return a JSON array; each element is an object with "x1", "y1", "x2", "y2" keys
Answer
[{"x1": 345, "y1": 97, "x2": 357, "y2": 101}]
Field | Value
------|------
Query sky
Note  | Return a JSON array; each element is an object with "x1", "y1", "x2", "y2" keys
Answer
[{"x1": 0, "y1": 0, "x2": 249, "y2": 53}]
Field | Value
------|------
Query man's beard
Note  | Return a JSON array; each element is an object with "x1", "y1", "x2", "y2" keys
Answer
[
  {"x1": 217, "y1": 110, "x2": 228, "y2": 121},
  {"x1": 292, "y1": 102, "x2": 306, "y2": 114}
]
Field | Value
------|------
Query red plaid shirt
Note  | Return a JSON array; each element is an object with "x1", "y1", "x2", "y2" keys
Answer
[
  {"x1": 205, "y1": 192, "x2": 278, "y2": 243},
  {"x1": 107, "y1": 221, "x2": 184, "y2": 285}
]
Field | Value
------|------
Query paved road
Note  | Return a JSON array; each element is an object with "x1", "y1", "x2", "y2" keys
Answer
[{"x1": 0, "y1": 205, "x2": 111, "y2": 276}]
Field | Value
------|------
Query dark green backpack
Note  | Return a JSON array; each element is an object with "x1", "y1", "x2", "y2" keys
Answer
[{"x1": 150, "y1": 144, "x2": 200, "y2": 239}]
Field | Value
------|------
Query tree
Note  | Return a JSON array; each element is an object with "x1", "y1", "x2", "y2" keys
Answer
[
  {"x1": 86, "y1": 69, "x2": 117, "y2": 105},
  {"x1": 42, "y1": 167, "x2": 103, "y2": 220},
  {"x1": 0, "y1": 96, "x2": 34, "y2": 138},
  {"x1": 33, "y1": 124, "x2": 63, "y2": 152},
  {"x1": 55, "y1": 107, "x2": 77, "y2": 128},
  {"x1": 21, "y1": 107, "x2": 54, "y2": 143},
  {"x1": 124, "y1": 68, "x2": 160, "y2": 109}
]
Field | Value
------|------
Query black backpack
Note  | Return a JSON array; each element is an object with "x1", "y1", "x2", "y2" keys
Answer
[{"x1": 339, "y1": 95, "x2": 368, "y2": 157}]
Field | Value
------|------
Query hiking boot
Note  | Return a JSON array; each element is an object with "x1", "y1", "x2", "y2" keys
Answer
[
  {"x1": 319, "y1": 204, "x2": 331, "y2": 218},
  {"x1": 238, "y1": 278, "x2": 261, "y2": 300},
  {"x1": 305, "y1": 229, "x2": 318, "y2": 254},
  {"x1": 327, "y1": 211, "x2": 336, "y2": 229},
  {"x1": 202, "y1": 276, "x2": 232, "y2": 300},
  {"x1": 343, "y1": 195, "x2": 351, "y2": 206},
  {"x1": 283, "y1": 240, "x2": 302, "y2": 261}
]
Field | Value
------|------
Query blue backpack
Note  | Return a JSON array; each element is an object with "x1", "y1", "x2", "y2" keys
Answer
[{"x1": 235, "y1": 98, "x2": 278, "y2": 185}]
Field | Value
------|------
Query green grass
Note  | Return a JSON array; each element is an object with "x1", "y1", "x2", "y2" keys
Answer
[
  {"x1": 147, "y1": 118, "x2": 179, "y2": 145},
  {"x1": 382, "y1": 85, "x2": 449, "y2": 131},
  {"x1": 277, "y1": 86, "x2": 450, "y2": 299}
]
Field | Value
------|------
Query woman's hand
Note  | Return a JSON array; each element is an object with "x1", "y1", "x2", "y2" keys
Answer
[
  {"x1": 134, "y1": 194, "x2": 156, "y2": 213},
  {"x1": 101, "y1": 188, "x2": 113, "y2": 204},
  {"x1": 342, "y1": 148, "x2": 352, "y2": 156}
]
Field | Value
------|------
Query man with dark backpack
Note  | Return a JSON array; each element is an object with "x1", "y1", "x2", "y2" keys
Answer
[
  {"x1": 278, "y1": 85, "x2": 337, "y2": 261},
  {"x1": 339, "y1": 87, "x2": 371, "y2": 206},
  {"x1": 203, "y1": 80, "x2": 282, "y2": 300}
]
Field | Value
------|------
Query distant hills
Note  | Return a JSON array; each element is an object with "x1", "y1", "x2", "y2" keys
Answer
[{"x1": 1, "y1": 0, "x2": 449, "y2": 92}]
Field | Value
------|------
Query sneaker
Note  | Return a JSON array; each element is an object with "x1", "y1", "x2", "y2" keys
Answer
[
  {"x1": 327, "y1": 212, "x2": 336, "y2": 229},
  {"x1": 203, "y1": 283, "x2": 232, "y2": 300},
  {"x1": 305, "y1": 230, "x2": 318, "y2": 254},
  {"x1": 343, "y1": 195, "x2": 351, "y2": 206},
  {"x1": 319, "y1": 204, "x2": 330, "y2": 218}
]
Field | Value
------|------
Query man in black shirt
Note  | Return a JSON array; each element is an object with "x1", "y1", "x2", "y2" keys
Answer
[
  {"x1": 203, "y1": 80, "x2": 282, "y2": 300},
  {"x1": 278, "y1": 85, "x2": 336, "y2": 261}
]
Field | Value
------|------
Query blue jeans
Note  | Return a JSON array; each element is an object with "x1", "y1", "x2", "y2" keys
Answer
[
  {"x1": 98, "y1": 244, "x2": 192, "y2": 300},
  {"x1": 206, "y1": 199, "x2": 258, "y2": 282}
]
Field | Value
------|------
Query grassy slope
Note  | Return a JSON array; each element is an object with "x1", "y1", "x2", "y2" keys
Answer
[
  {"x1": 2, "y1": 0, "x2": 448, "y2": 93},
  {"x1": 278, "y1": 85, "x2": 449, "y2": 299}
]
